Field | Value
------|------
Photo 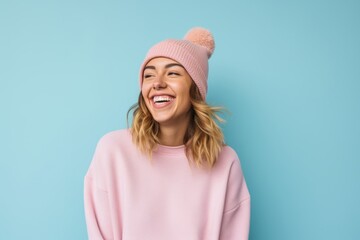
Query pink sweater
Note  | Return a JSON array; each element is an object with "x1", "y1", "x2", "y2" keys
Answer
[{"x1": 84, "y1": 129, "x2": 251, "y2": 240}]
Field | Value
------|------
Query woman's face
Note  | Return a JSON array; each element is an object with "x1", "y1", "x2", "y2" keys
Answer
[{"x1": 141, "y1": 57, "x2": 193, "y2": 127}]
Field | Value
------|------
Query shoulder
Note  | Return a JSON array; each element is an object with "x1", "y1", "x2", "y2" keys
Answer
[
  {"x1": 96, "y1": 129, "x2": 132, "y2": 149},
  {"x1": 219, "y1": 146, "x2": 251, "y2": 209},
  {"x1": 88, "y1": 129, "x2": 135, "y2": 174},
  {"x1": 217, "y1": 145, "x2": 241, "y2": 167},
  {"x1": 91, "y1": 129, "x2": 136, "y2": 158},
  {"x1": 86, "y1": 129, "x2": 133, "y2": 188},
  {"x1": 215, "y1": 145, "x2": 247, "y2": 179}
]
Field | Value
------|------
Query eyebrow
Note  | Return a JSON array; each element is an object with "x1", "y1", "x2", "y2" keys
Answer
[{"x1": 144, "y1": 63, "x2": 185, "y2": 71}]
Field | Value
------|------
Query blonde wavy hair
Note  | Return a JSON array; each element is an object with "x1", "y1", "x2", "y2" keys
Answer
[{"x1": 128, "y1": 82, "x2": 225, "y2": 168}]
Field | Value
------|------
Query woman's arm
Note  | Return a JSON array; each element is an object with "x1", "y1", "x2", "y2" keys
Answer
[
  {"x1": 84, "y1": 139, "x2": 114, "y2": 240},
  {"x1": 219, "y1": 197, "x2": 251, "y2": 240},
  {"x1": 84, "y1": 173, "x2": 113, "y2": 240},
  {"x1": 219, "y1": 156, "x2": 251, "y2": 240}
]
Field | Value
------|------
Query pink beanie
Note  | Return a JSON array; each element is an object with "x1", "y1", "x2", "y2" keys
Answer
[{"x1": 139, "y1": 27, "x2": 215, "y2": 100}]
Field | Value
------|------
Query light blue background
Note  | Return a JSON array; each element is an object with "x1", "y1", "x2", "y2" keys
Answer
[{"x1": 1, "y1": 0, "x2": 359, "y2": 239}]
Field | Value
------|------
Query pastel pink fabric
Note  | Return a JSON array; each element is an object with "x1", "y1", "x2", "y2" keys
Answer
[{"x1": 84, "y1": 129, "x2": 251, "y2": 240}]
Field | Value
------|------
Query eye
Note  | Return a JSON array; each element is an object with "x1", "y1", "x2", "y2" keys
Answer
[
  {"x1": 143, "y1": 74, "x2": 153, "y2": 79},
  {"x1": 168, "y1": 72, "x2": 180, "y2": 76}
]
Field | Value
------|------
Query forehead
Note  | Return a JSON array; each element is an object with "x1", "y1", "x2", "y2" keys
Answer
[{"x1": 145, "y1": 57, "x2": 180, "y2": 67}]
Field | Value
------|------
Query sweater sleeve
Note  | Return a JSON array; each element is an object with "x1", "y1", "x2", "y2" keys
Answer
[
  {"x1": 84, "y1": 140, "x2": 114, "y2": 240},
  {"x1": 219, "y1": 157, "x2": 251, "y2": 240}
]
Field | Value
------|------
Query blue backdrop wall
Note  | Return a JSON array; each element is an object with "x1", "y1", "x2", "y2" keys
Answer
[{"x1": 1, "y1": 0, "x2": 359, "y2": 239}]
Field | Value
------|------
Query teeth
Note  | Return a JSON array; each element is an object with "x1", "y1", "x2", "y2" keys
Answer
[{"x1": 153, "y1": 96, "x2": 174, "y2": 103}]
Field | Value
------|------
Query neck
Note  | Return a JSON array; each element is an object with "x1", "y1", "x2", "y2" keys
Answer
[{"x1": 158, "y1": 121, "x2": 190, "y2": 146}]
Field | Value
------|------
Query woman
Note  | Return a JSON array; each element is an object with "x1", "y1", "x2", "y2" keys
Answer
[{"x1": 84, "y1": 27, "x2": 251, "y2": 240}]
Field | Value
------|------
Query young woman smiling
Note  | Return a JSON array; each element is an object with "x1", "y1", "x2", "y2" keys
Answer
[
  {"x1": 84, "y1": 27, "x2": 251, "y2": 240},
  {"x1": 141, "y1": 57, "x2": 193, "y2": 146}
]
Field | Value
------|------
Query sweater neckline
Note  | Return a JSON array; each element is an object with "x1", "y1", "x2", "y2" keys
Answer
[{"x1": 154, "y1": 143, "x2": 186, "y2": 156}]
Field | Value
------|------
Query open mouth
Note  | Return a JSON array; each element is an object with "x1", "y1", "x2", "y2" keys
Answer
[
  {"x1": 152, "y1": 95, "x2": 175, "y2": 108},
  {"x1": 153, "y1": 95, "x2": 174, "y2": 103}
]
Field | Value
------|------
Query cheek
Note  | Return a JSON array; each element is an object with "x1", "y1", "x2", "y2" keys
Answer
[
  {"x1": 177, "y1": 87, "x2": 192, "y2": 107},
  {"x1": 141, "y1": 89, "x2": 146, "y2": 100},
  {"x1": 141, "y1": 83, "x2": 151, "y2": 98}
]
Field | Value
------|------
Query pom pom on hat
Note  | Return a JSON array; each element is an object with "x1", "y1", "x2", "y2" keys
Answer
[{"x1": 184, "y1": 27, "x2": 215, "y2": 58}]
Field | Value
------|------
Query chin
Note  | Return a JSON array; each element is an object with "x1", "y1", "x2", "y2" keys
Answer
[{"x1": 152, "y1": 116, "x2": 173, "y2": 125}]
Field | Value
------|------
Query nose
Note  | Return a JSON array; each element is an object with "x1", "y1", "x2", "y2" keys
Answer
[{"x1": 153, "y1": 76, "x2": 167, "y2": 90}]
